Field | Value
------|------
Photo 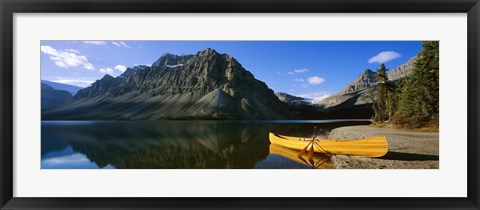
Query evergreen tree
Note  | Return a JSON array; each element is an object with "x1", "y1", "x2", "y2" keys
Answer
[
  {"x1": 373, "y1": 63, "x2": 390, "y2": 122},
  {"x1": 395, "y1": 41, "x2": 439, "y2": 127},
  {"x1": 387, "y1": 79, "x2": 404, "y2": 119}
]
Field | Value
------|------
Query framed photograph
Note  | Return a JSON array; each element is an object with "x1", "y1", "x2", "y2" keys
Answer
[{"x1": 1, "y1": 0, "x2": 479, "y2": 209}]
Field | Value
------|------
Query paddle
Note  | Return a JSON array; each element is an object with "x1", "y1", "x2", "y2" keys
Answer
[
  {"x1": 313, "y1": 140, "x2": 328, "y2": 154},
  {"x1": 297, "y1": 127, "x2": 315, "y2": 157},
  {"x1": 308, "y1": 143, "x2": 315, "y2": 165},
  {"x1": 297, "y1": 126, "x2": 323, "y2": 158},
  {"x1": 311, "y1": 127, "x2": 323, "y2": 143},
  {"x1": 297, "y1": 141, "x2": 312, "y2": 158},
  {"x1": 297, "y1": 156, "x2": 311, "y2": 167},
  {"x1": 314, "y1": 155, "x2": 332, "y2": 168}
]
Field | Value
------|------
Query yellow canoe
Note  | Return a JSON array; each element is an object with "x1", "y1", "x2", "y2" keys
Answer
[{"x1": 269, "y1": 132, "x2": 388, "y2": 157}]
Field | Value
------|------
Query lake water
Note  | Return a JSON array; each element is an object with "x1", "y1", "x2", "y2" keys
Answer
[{"x1": 41, "y1": 120, "x2": 370, "y2": 169}]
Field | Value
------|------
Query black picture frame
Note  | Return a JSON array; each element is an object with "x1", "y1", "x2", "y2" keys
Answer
[{"x1": 1, "y1": 0, "x2": 479, "y2": 209}]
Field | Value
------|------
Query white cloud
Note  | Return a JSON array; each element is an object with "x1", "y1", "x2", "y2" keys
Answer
[
  {"x1": 119, "y1": 41, "x2": 131, "y2": 48},
  {"x1": 84, "y1": 63, "x2": 94, "y2": 70},
  {"x1": 65, "y1": 49, "x2": 80, "y2": 54},
  {"x1": 112, "y1": 41, "x2": 131, "y2": 48},
  {"x1": 114, "y1": 65, "x2": 127, "y2": 72},
  {"x1": 368, "y1": 51, "x2": 401, "y2": 64},
  {"x1": 83, "y1": 41, "x2": 106, "y2": 45},
  {"x1": 294, "y1": 78, "x2": 304, "y2": 82},
  {"x1": 99, "y1": 68, "x2": 114, "y2": 75},
  {"x1": 287, "y1": 68, "x2": 309, "y2": 75},
  {"x1": 41, "y1": 45, "x2": 95, "y2": 70},
  {"x1": 134, "y1": 63, "x2": 151, "y2": 67},
  {"x1": 53, "y1": 77, "x2": 95, "y2": 87},
  {"x1": 99, "y1": 65, "x2": 127, "y2": 76},
  {"x1": 294, "y1": 68, "x2": 309, "y2": 73},
  {"x1": 54, "y1": 61, "x2": 67, "y2": 68},
  {"x1": 307, "y1": 76, "x2": 325, "y2": 85}
]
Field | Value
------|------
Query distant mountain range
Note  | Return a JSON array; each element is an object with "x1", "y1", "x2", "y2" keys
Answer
[
  {"x1": 41, "y1": 80, "x2": 82, "y2": 95},
  {"x1": 314, "y1": 56, "x2": 417, "y2": 118},
  {"x1": 42, "y1": 48, "x2": 295, "y2": 120},
  {"x1": 339, "y1": 56, "x2": 417, "y2": 95},
  {"x1": 269, "y1": 56, "x2": 416, "y2": 119},
  {"x1": 274, "y1": 92, "x2": 312, "y2": 105},
  {"x1": 41, "y1": 49, "x2": 417, "y2": 120},
  {"x1": 41, "y1": 84, "x2": 72, "y2": 109}
]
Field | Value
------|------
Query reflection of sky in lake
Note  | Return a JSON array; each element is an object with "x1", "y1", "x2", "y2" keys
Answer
[{"x1": 41, "y1": 146, "x2": 115, "y2": 169}]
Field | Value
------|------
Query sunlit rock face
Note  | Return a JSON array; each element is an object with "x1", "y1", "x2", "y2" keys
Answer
[
  {"x1": 313, "y1": 56, "x2": 417, "y2": 119},
  {"x1": 43, "y1": 48, "x2": 296, "y2": 120}
]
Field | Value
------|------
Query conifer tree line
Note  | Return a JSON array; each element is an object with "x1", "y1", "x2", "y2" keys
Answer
[{"x1": 372, "y1": 41, "x2": 439, "y2": 128}]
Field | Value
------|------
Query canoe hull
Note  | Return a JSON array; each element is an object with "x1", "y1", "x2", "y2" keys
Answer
[{"x1": 269, "y1": 132, "x2": 388, "y2": 157}]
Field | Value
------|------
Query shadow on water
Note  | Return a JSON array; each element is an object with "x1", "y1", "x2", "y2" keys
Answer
[{"x1": 41, "y1": 120, "x2": 370, "y2": 169}]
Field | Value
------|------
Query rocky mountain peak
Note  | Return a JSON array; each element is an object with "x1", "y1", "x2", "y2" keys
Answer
[
  {"x1": 45, "y1": 48, "x2": 296, "y2": 120},
  {"x1": 314, "y1": 56, "x2": 419, "y2": 119},
  {"x1": 198, "y1": 48, "x2": 219, "y2": 56},
  {"x1": 340, "y1": 69, "x2": 377, "y2": 94},
  {"x1": 338, "y1": 56, "x2": 417, "y2": 95},
  {"x1": 387, "y1": 56, "x2": 417, "y2": 81},
  {"x1": 100, "y1": 74, "x2": 115, "y2": 80},
  {"x1": 120, "y1": 65, "x2": 149, "y2": 78},
  {"x1": 363, "y1": 69, "x2": 374, "y2": 74},
  {"x1": 73, "y1": 74, "x2": 124, "y2": 100},
  {"x1": 152, "y1": 53, "x2": 180, "y2": 67}
]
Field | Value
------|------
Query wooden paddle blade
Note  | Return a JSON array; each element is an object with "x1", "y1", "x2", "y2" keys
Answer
[
  {"x1": 308, "y1": 144, "x2": 314, "y2": 165},
  {"x1": 297, "y1": 141, "x2": 311, "y2": 158},
  {"x1": 297, "y1": 156, "x2": 309, "y2": 166},
  {"x1": 297, "y1": 147, "x2": 307, "y2": 158}
]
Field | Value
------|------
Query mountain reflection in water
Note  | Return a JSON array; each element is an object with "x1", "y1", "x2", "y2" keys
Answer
[{"x1": 41, "y1": 120, "x2": 370, "y2": 169}]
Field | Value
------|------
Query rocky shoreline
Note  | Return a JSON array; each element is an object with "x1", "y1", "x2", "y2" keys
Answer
[{"x1": 327, "y1": 125, "x2": 439, "y2": 169}]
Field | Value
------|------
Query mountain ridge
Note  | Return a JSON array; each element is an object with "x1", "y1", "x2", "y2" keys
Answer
[
  {"x1": 43, "y1": 48, "x2": 296, "y2": 120},
  {"x1": 41, "y1": 84, "x2": 73, "y2": 109},
  {"x1": 314, "y1": 56, "x2": 418, "y2": 118},
  {"x1": 41, "y1": 80, "x2": 82, "y2": 95}
]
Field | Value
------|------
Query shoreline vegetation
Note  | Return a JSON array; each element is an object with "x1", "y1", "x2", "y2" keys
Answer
[
  {"x1": 371, "y1": 41, "x2": 439, "y2": 130},
  {"x1": 328, "y1": 125, "x2": 439, "y2": 169}
]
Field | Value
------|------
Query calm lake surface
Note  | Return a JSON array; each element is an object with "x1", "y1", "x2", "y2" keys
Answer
[{"x1": 41, "y1": 120, "x2": 370, "y2": 169}]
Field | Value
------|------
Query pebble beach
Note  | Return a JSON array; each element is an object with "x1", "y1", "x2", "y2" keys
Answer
[{"x1": 327, "y1": 125, "x2": 439, "y2": 169}]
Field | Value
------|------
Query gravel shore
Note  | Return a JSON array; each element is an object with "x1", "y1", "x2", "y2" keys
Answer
[{"x1": 328, "y1": 125, "x2": 439, "y2": 169}]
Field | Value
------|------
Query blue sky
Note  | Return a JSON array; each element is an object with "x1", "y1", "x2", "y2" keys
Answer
[{"x1": 41, "y1": 41, "x2": 422, "y2": 100}]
